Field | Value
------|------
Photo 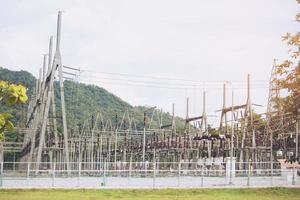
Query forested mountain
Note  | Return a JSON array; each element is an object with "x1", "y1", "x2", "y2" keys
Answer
[{"x1": 0, "y1": 67, "x2": 186, "y2": 136}]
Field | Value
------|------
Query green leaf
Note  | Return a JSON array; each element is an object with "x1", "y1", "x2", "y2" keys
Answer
[
  {"x1": 19, "y1": 94, "x2": 28, "y2": 103},
  {"x1": 5, "y1": 120, "x2": 14, "y2": 131},
  {"x1": 0, "y1": 114, "x2": 5, "y2": 127},
  {"x1": 2, "y1": 113, "x2": 13, "y2": 119},
  {"x1": 6, "y1": 96, "x2": 17, "y2": 105}
]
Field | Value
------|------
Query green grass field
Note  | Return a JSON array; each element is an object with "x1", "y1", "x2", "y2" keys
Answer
[{"x1": 0, "y1": 188, "x2": 299, "y2": 200}]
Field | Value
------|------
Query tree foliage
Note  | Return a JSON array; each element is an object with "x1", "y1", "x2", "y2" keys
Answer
[
  {"x1": 0, "y1": 80, "x2": 28, "y2": 140},
  {"x1": 274, "y1": 0, "x2": 300, "y2": 116}
]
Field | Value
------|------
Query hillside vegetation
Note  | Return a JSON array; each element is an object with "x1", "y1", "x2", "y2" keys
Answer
[{"x1": 0, "y1": 67, "x2": 186, "y2": 138}]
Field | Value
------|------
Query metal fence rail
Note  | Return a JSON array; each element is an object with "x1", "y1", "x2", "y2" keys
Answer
[{"x1": 0, "y1": 161, "x2": 299, "y2": 188}]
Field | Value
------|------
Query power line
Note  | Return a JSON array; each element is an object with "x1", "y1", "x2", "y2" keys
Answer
[
  {"x1": 79, "y1": 75, "x2": 269, "y2": 88},
  {"x1": 78, "y1": 68, "x2": 269, "y2": 84},
  {"x1": 80, "y1": 78, "x2": 269, "y2": 91}
]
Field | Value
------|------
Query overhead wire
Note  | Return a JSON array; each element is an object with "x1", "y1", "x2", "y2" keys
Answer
[
  {"x1": 80, "y1": 69, "x2": 268, "y2": 83},
  {"x1": 79, "y1": 78, "x2": 269, "y2": 91},
  {"x1": 79, "y1": 75, "x2": 268, "y2": 88},
  {"x1": 62, "y1": 65, "x2": 270, "y2": 91}
]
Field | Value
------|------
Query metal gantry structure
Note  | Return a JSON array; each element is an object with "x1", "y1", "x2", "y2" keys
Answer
[{"x1": 0, "y1": 12, "x2": 298, "y2": 175}]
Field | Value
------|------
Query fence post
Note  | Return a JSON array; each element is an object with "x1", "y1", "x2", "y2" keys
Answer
[
  {"x1": 177, "y1": 161, "x2": 181, "y2": 188},
  {"x1": 270, "y1": 159, "x2": 273, "y2": 186},
  {"x1": 129, "y1": 157, "x2": 132, "y2": 178},
  {"x1": 247, "y1": 161, "x2": 250, "y2": 187},
  {"x1": 52, "y1": 162, "x2": 55, "y2": 188},
  {"x1": 0, "y1": 162, "x2": 3, "y2": 187},
  {"x1": 153, "y1": 161, "x2": 156, "y2": 188},
  {"x1": 201, "y1": 165, "x2": 204, "y2": 187},
  {"x1": 78, "y1": 161, "x2": 81, "y2": 187},
  {"x1": 27, "y1": 162, "x2": 30, "y2": 186},
  {"x1": 292, "y1": 164, "x2": 295, "y2": 185},
  {"x1": 103, "y1": 160, "x2": 106, "y2": 186}
]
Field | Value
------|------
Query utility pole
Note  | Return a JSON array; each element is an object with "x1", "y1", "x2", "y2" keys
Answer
[
  {"x1": 36, "y1": 11, "x2": 70, "y2": 174},
  {"x1": 186, "y1": 98, "x2": 190, "y2": 133},
  {"x1": 56, "y1": 11, "x2": 71, "y2": 174},
  {"x1": 42, "y1": 55, "x2": 47, "y2": 85},
  {"x1": 171, "y1": 103, "x2": 175, "y2": 140},
  {"x1": 202, "y1": 91, "x2": 207, "y2": 136},
  {"x1": 240, "y1": 74, "x2": 251, "y2": 169},
  {"x1": 201, "y1": 91, "x2": 210, "y2": 158},
  {"x1": 220, "y1": 83, "x2": 228, "y2": 134},
  {"x1": 48, "y1": 36, "x2": 59, "y2": 148}
]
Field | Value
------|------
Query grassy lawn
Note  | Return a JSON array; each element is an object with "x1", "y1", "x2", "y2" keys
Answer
[{"x1": 0, "y1": 188, "x2": 299, "y2": 200}]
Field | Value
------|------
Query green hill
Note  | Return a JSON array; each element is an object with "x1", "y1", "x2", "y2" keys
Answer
[{"x1": 0, "y1": 67, "x2": 186, "y2": 137}]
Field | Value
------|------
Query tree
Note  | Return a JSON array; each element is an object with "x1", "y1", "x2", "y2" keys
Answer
[
  {"x1": 274, "y1": 0, "x2": 300, "y2": 117},
  {"x1": 0, "y1": 80, "x2": 28, "y2": 141}
]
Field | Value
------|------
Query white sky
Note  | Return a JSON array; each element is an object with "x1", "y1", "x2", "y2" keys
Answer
[{"x1": 0, "y1": 0, "x2": 299, "y2": 125}]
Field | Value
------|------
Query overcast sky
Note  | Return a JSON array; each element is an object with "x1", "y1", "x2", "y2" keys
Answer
[{"x1": 0, "y1": 0, "x2": 298, "y2": 125}]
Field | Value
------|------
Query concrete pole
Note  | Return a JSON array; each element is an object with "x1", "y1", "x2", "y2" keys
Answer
[
  {"x1": 40, "y1": 56, "x2": 48, "y2": 147},
  {"x1": 247, "y1": 74, "x2": 256, "y2": 149},
  {"x1": 48, "y1": 36, "x2": 58, "y2": 147},
  {"x1": 56, "y1": 11, "x2": 71, "y2": 174},
  {"x1": 217, "y1": 83, "x2": 226, "y2": 156},
  {"x1": 240, "y1": 75, "x2": 250, "y2": 169},
  {"x1": 203, "y1": 91, "x2": 207, "y2": 135},
  {"x1": 202, "y1": 91, "x2": 210, "y2": 158},
  {"x1": 47, "y1": 36, "x2": 53, "y2": 76},
  {"x1": 51, "y1": 89, "x2": 59, "y2": 147},
  {"x1": 35, "y1": 77, "x2": 39, "y2": 101},
  {"x1": 220, "y1": 83, "x2": 227, "y2": 133},
  {"x1": 35, "y1": 11, "x2": 70, "y2": 174},
  {"x1": 171, "y1": 103, "x2": 175, "y2": 140},
  {"x1": 38, "y1": 68, "x2": 42, "y2": 97},
  {"x1": 186, "y1": 98, "x2": 190, "y2": 133},
  {"x1": 160, "y1": 108, "x2": 163, "y2": 129},
  {"x1": 42, "y1": 55, "x2": 47, "y2": 83}
]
